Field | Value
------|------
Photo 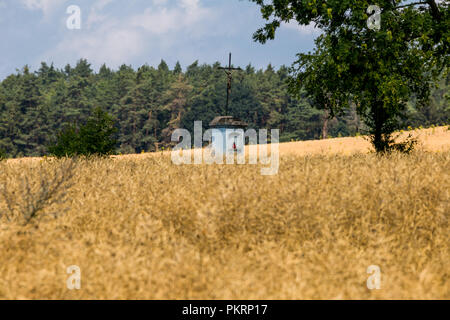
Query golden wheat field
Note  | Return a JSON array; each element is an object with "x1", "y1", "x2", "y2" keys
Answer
[{"x1": 0, "y1": 127, "x2": 449, "y2": 299}]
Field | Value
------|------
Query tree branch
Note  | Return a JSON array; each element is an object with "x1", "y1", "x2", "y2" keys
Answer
[
  {"x1": 394, "y1": 0, "x2": 442, "y2": 21},
  {"x1": 426, "y1": 0, "x2": 442, "y2": 20},
  {"x1": 395, "y1": 2, "x2": 427, "y2": 10}
]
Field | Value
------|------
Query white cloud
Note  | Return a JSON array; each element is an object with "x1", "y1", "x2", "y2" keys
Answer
[
  {"x1": 86, "y1": 0, "x2": 115, "y2": 28},
  {"x1": 86, "y1": 10, "x2": 107, "y2": 28},
  {"x1": 40, "y1": 0, "x2": 217, "y2": 69},
  {"x1": 35, "y1": 0, "x2": 241, "y2": 72},
  {"x1": 93, "y1": 0, "x2": 115, "y2": 10},
  {"x1": 44, "y1": 18, "x2": 143, "y2": 67},
  {"x1": 20, "y1": 0, "x2": 67, "y2": 17},
  {"x1": 131, "y1": 0, "x2": 214, "y2": 36},
  {"x1": 152, "y1": 0, "x2": 168, "y2": 5},
  {"x1": 282, "y1": 21, "x2": 322, "y2": 36}
]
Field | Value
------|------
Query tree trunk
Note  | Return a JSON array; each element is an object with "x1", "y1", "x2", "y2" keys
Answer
[
  {"x1": 372, "y1": 102, "x2": 389, "y2": 153},
  {"x1": 322, "y1": 110, "x2": 329, "y2": 139},
  {"x1": 427, "y1": 0, "x2": 441, "y2": 21},
  {"x1": 374, "y1": 120, "x2": 383, "y2": 153}
]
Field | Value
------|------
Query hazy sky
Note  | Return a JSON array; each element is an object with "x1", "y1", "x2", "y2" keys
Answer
[{"x1": 0, "y1": 0, "x2": 321, "y2": 79}]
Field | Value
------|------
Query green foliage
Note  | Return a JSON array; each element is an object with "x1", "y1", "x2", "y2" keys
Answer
[
  {"x1": 370, "y1": 133, "x2": 418, "y2": 154},
  {"x1": 0, "y1": 55, "x2": 448, "y2": 158},
  {"x1": 48, "y1": 107, "x2": 117, "y2": 157},
  {"x1": 0, "y1": 148, "x2": 7, "y2": 161},
  {"x1": 250, "y1": 0, "x2": 449, "y2": 153}
]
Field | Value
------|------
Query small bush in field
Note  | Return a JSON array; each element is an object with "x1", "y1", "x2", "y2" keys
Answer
[
  {"x1": 48, "y1": 107, "x2": 117, "y2": 157},
  {"x1": 0, "y1": 148, "x2": 7, "y2": 161},
  {"x1": 0, "y1": 159, "x2": 77, "y2": 225}
]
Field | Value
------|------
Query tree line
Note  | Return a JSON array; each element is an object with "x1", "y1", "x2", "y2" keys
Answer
[{"x1": 0, "y1": 59, "x2": 448, "y2": 158}]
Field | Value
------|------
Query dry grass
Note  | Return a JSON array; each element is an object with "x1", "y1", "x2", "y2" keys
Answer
[
  {"x1": 279, "y1": 126, "x2": 450, "y2": 156},
  {"x1": 0, "y1": 127, "x2": 449, "y2": 299}
]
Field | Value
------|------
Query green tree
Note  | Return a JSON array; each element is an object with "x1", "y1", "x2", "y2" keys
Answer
[
  {"x1": 49, "y1": 107, "x2": 117, "y2": 157},
  {"x1": 0, "y1": 148, "x2": 6, "y2": 160},
  {"x1": 0, "y1": 57, "x2": 448, "y2": 158},
  {"x1": 174, "y1": 61, "x2": 182, "y2": 75},
  {"x1": 160, "y1": 74, "x2": 193, "y2": 143},
  {"x1": 249, "y1": 0, "x2": 449, "y2": 152}
]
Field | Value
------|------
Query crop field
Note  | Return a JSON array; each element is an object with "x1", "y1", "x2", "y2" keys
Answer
[{"x1": 0, "y1": 127, "x2": 449, "y2": 299}]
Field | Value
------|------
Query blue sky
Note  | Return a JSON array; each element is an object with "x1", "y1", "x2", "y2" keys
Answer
[{"x1": 0, "y1": 0, "x2": 320, "y2": 79}]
